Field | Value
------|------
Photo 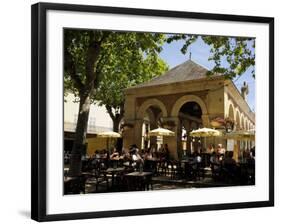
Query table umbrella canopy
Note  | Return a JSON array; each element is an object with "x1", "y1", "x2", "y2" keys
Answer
[
  {"x1": 224, "y1": 130, "x2": 255, "y2": 140},
  {"x1": 189, "y1": 127, "x2": 222, "y2": 137},
  {"x1": 210, "y1": 117, "x2": 226, "y2": 128},
  {"x1": 97, "y1": 131, "x2": 121, "y2": 138},
  {"x1": 148, "y1": 128, "x2": 175, "y2": 137}
]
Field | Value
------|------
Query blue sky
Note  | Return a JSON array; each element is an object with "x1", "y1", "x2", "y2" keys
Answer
[{"x1": 159, "y1": 37, "x2": 255, "y2": 111}]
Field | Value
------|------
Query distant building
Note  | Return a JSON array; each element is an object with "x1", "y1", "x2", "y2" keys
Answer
[
  {"x1": 122, "y1": 60, "x2": 255, "y2": 160},
  {"x1": 64, "y1": 94, "x2": 113, "y2": 155}
]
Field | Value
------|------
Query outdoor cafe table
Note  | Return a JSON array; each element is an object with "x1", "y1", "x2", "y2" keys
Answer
[
  {"x1": 181, "y1": 159, "x2": 196, "y2": 179},
  {"x1": 64, "y1": 176, "x2": 87, "y2": 194},
  {"x1": 144, "y1": 158, "x2": 159, "y2": 174},
  {"x1": 125, "y1": 171, "x2": 153, "y2": 191},
  {"x1": 106, "y1": 167, "x2": 125, "y2": 188}
]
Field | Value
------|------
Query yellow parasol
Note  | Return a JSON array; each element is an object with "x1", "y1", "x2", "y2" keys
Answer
[
  {"x1": 97, "y1": 131, "x2": 122, "y2": 138},
  {"x1": 190, "y1": 127, "x2": 222, "y2": 137},
  {"x1": 97, "y1": 131, "x2": 122, "y2": 149},
  {"x1": 224, "y1": 130, "x2": 255, "y2": 141},
  {"x1": 148, "y1": 127, "x2": 175, "y2": 137},
  {"x1": 190, "y1": 127, "x2": 222, "y2": 151}
]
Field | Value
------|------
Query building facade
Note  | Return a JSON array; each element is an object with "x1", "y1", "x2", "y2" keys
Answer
[
  {"x1": 64, "y1": 94, "x2": 113, "y2": 155},
  {"x1": 122, "y1": 60, "x2": 255, "y2": 160}
]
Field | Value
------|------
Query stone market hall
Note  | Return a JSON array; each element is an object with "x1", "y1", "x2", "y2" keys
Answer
[{"x1": 122, "y1": 60, "x2": 255, "y2": 160}]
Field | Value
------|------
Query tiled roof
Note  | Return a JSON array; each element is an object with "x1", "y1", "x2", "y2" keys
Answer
[{"x1": 129, "y1": 60, "x2": 220, "y2": 89}]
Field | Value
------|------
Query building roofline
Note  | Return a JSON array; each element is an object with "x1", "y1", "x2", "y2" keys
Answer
[{"x1": 125, "y1": 73, "x2": 224, "y2": 93}]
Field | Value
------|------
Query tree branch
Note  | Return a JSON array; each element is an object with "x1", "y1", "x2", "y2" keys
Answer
[
  {"x1": 64, "y1": 50, "x2": 84, "y2": 90},
  {"x1": 105, "y1": 105, "x2": 115, "y2": 120},
  {"x1": 84, "y1": 32, "x2": 112, "y2": 94}
]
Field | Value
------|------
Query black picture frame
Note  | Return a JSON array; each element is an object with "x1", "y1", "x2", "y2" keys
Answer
[{"x1": 31, "y1": 2, "x2": 274, "y2": 222}]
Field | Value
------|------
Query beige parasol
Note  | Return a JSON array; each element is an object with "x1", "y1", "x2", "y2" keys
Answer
[
  {"x1": 224, "y1": 130, "x2": 255, "y2": 141},
  {"x1": 190, "y1": 127, "x2": 222, "y2": 137},
  {"x1": 97, "y1": 131, "x2": 122, "y2": 138},
  {"x1": 190, "y1": 127, "x2": 222, "y2": 151},
  {"x1": 148, "y1": 127, "x2": 175, "y2": 137},
  {"x1": 97, "y1": 131, "x2": 122, "y2": 149}
]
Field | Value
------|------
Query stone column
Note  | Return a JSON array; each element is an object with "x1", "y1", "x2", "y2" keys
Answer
[
  {"x1": 233, "y1": 142, "x2": 239, "y2": 162},
  {"x1": 182, "y1": 120, "x2": 191, "y2": 155},
  {"x1": 122, "y1": 120, "x2": 135, "y2": 150},
  {"x1": 162, "y1": 117, "x2": 180, "y2": 160},
  {"x1": 123, "y1": 95, "x2": 136, "y2": 150},
  {"x1": 149, "y1": 119, "x2": 158, "y2": 150},
  {"x1": 201, "y1": 114, "x2": 210, "y2": 127},
  {"x1": 134, "y1": 119, "x2": 144, "y2": 150}
]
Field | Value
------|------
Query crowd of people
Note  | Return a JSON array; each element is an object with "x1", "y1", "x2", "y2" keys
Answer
[
  {"x1": 84, "y1": 143, "x2": 170, "y2": 170},
  {"x1": 64, "y1": 142, "x2": 255, "y2": 185}
]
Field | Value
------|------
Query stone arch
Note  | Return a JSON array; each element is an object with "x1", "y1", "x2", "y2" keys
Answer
[
  {"x1": 250, "y1": 122, "x2": 254, "y2": 130},
  {"x1": 143, "y1": 108, "x2": 155, "y2": 123},
  {"x1": 190, "y1": 121, "x2": 198, "y2": 130},
  {"x1": 171, "y1": 95, "x2": 208, "y2": 117},
  {"x1": 228, "y1": 102, "x2": 235, "y2": 121},
  {"x1": 235, "y1": 109, "x2": 241, "y2": 129},
  {"x1": 240, "y1": 114, "x2": 245, "y2": 130},
  {"x1": 249, "y1": 121, "x2": 251, "y2": 130},
  {"x1": 244, "y1": 119, "x2": 248, "y2": 130},
  {"x1": 137, "y1": 98, "x2": 168, "y2": 119}
]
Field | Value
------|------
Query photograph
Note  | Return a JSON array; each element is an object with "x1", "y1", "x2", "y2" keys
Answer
[
  {"x1": 63, "y1": 29, "x2": 256, "y2": 195},
  {"x1": 0, "y1": 0, "x2": 278, "y2": 223},
  {"x1": 31, "y1": 2, "x2": 274, "y2": 221}
]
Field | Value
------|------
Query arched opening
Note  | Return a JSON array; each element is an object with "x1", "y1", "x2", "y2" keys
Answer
[
  {"x1": 241, "y1": 115, "x2": 245, "y2": 130},
  {"x1": 137, "y1": 98, "x2": 167, "y2": 119},
  {"x1": 171, "y1": 95, "x2": 208, "y2": 118},
  {"x1": 228, "y1": 104, "x2": 235, "y2": 121},
  {"x1": 141, "y1": 106, "x2": 164, "y2": 151},
  {"x1": 136, "y1": 98, "x2": 167, "y2": 151},
  {"x1": 240, "y1": 115, "x2": 246, "y2": 151},
  {"x1": 235, "y1": 111, "x2": 241, "y2": 130},
  {"x1": 178, "y1": 101, "x2": 203, "y2": 155}
]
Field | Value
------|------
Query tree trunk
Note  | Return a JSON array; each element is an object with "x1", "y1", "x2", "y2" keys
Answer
[
  {"x1": 112, "y1": 116, "x2": 123, "y2": 151},
  {"x1": 112, "y1": 118, "x2": 120, "y2": 133},
  {"x1": 68, "y1": 94, "x2": 91, "y2": 177}
]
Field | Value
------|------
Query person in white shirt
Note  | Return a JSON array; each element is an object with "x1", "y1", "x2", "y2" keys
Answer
[{"x1": 217, "y1": 144, "x2": 226, "y2": 155}]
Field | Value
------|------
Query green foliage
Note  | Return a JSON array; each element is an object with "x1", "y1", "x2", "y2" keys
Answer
[
  {"x1": 94, "y1": 32, "x2": 168, "y2": 120},
  {"x1": 64, "y1": 29, "x2": 109, "y2": 97},
  {"x1": 64, "y1": 29, "x2": 255, "y2": 128},
  {"x1": 64, "y1": 30, "x2": 168, "y2": 125},
  {"x1": 167, "y1": 35, "x2": 255, "y2": 79}
]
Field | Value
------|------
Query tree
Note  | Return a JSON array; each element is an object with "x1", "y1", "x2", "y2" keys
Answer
[
  {"x1": 64, "y1": 30, "x2": 167, "y2": 176},
  {"x1": 65, "y1": 30, "x2": 255, "y2": 177},
  {"x1": 94, "y1": 47, "x2": 168, "y2": 132},
  {"x1": 167, "y1": 35, "x2": 255, "y2": 79}
]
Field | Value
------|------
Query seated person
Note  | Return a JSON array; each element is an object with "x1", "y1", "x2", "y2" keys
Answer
[
  {"x1": 94, "y1": 150, "x2": 101, "y2": 159},
  {"x1": 223, "y1": 151, "x2": 236, "y2": 166},
  {"x1": 110, "y1": 147, "x2": 119, "y2": 160},
  {"x1": 144, "y1": 148, "x2": 153, "y2": 160},
  {"x1": 217, "y1": 144, "x2": 226, "y2": 159},
  {"x1": 162, "y1": 144, "x2": 170, "y2": 161},
  {"x1": 130, "y1": 146, "x2": 144, "y2": 169},
  {"x1": 223, "y1": 151, "x2": 238, "y2": 176}
]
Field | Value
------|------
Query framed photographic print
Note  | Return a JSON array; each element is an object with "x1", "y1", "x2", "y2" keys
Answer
[{"x1": 31, "y1": 2, "x2": 274, "y2": 222}]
